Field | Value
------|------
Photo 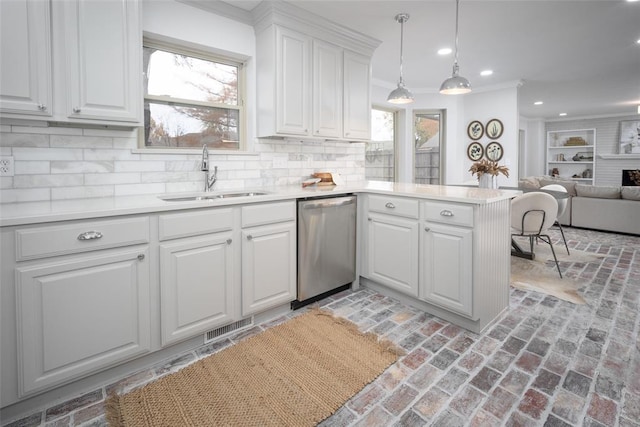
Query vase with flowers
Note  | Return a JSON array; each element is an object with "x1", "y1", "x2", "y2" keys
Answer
[{"x1": 469, "y1": 159, "x2": 510, "y2": 189}]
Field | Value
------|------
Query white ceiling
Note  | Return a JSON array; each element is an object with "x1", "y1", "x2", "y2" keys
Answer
[{"x1": 218, "y1": 0, "x2": 640, "y2": 120}]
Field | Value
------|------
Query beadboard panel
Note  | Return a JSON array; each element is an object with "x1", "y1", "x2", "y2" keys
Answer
[{"x1": 546, "y1": 115, "x2": 639, "y2": 186}]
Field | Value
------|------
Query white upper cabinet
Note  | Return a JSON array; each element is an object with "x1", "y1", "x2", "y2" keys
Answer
[
  {"x1": 343, "y1": 51, "x2": 372, "y2": 140},
  {"x1": 0, "y1": 0, "x2": 52, "y2": 117},
  {"x1": 275, "y1": 26, "x2": 311, "y2": 136},
  {"x1": 0, "y1": 0, "x2": 142, "y2": 126},
  {"x1": 254, "y1": 2, "x2": 380, "y2": 142},
  {"x1": 60, "y1": 0, "x2": 141, "y2": 123},
  {"x1": 312, "y1": 40, "x2": 342, "y2": 138}
]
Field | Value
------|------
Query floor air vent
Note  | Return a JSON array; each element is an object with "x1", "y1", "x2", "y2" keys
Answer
[{"x1": 204, "y1": 317, "x2": 253, "y2": 344}]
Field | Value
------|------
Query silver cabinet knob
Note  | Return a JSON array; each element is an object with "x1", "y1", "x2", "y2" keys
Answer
[
  {"x1": 73, "y1": 107, "x2": 81, "y2": 113},
  {"x1": 424, "y1": 227, "x2": 431, "y2": 232},
  {"x1": 440, "y1": 210, "x2": 454, "y2": 217},
  {"x1": 226, "y1": 238, "x2": 232, "y2": 245},
  {"x1": 385, "y1": 202, "x2": 395, "y2": 209},
  {"x1": 77, "y1": 231, "x2": 103, "y2": 241},
  {"x1": 137, "y1": 254, "x2": 145, "y2": 261},
  {"x1": 247, "y1": 235, "x2": 253, "y2": 241},
  {"x1": 37, "y1": 104, "x2": 47, "y2": 111}
]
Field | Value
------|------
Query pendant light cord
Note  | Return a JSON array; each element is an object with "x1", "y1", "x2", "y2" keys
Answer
[
  {"x1": 399, "y1": 15, "x2": 406, "y2": 85},
  {"x1": 453, "y1": 0, "x2": 460, "y2": 69}
]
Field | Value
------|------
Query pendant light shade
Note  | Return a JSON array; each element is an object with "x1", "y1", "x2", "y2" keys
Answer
[
  {"x1": 440, "y1": 0, "x2": 471, "y2": 95},
  {"x1": 388, "y1": 13, "x2": 414, "y2": 104}
]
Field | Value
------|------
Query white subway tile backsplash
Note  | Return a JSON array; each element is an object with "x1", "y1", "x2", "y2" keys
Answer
[
  {"x1": 84, "y1": 148, "x2": 140, "y2": 161},
  {"x1": 0, "y1": 133, "x2": 50, "y2": 147},
  {"x1": 0, "y1": 125, "x2": 11, "y2": 133},
  {"x1": 51, "y1": 161, "x2": 114, "y2": 174},
  {"x1": 1, "y1": 125, "x2": 366, "y2": 203},
  {"x1": 14, "y1": 174, "x2": 83, "y2": 188},
  {"x1": 114, "y1": 161, "x2": 164, "y2": 172},
  {"x1": 15, "y1": 161, "x2": 50, "y2": 175},
  {"x1": 13, "y1": 147, "x2": 83, "y2": 161},
  {"x1": 51, "y1": 135, "x2": 113, "y2": 148},
  {"x1": 0, "y1": 177, "x2": 13, "y2": 189},
  {"x1": 11, "y1": 126, "x2": 83, "y2": 136},
  {"x1": 85, "y1": 173, "x2": 140, "y2": 185}
]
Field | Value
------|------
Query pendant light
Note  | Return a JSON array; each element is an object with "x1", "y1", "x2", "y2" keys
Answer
[
  {"x1": 387, "y1": 13, "x2": 414, "y2": 104},
  {"x1": 440, "y1": 0, "x2": 471, "y2": 95}
]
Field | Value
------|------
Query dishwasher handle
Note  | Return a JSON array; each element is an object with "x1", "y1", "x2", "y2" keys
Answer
[{"x1": 300, "y1": 196, "x2": 356, "y2": 210}]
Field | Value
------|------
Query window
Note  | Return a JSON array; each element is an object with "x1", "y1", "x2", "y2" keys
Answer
[
  {"x1": 366, "y1": 107, "x2": 396, "y2": 182},
  {"x1": 414, "y1": 110, "x2": 445, "y2": 184},
  {"x1": 142, "y1": 40, "x2": 244, "y2": 150}
]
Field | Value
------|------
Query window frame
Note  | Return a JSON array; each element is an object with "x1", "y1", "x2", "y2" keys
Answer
[
  {"x1": 140, "y1": 37, "x2": 247, "y2": 151},
  {"x1": 413, "y1": 109, "x2": 446, "y2": 185},
  {"x1": 366, "y1": 105, "x2": 398, "y2": 182}
]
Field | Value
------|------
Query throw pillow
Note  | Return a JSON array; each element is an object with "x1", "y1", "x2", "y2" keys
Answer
[
  {"x1": 576, "y1": 184, "x2": 621, "y2": 199},
  {"x1": 621, "y1": 186, "x2": 640, "y2": 201}
]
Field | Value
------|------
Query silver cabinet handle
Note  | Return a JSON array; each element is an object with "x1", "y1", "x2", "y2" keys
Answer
[
  {"x1": 137, "y1": 254, "x2": 145, "y2": 261},
  {"x1": 440, "y1": 210, "x2": 454, "y2": 217},
  {"x1": 425, "y1": 227, "x2": 430, "y2": 232},
  {"x1": 247, "y1": 235, "x2": 253, "y2": 241},
  {"x1": 77, "y1": 231, "x2": 102, "y2": 241},
  {"x1": 226, "y1": 238, "x2": 232, "y2": 245},
  {"x1": 385, "y1": 202, "x2": 396, "y2": 209},
  {"x1": 37, "y1": 104, "x2": 47, "y2": 111},
  {"x1": 73, "y1": 107, "x2": 81, "y2": 113}
]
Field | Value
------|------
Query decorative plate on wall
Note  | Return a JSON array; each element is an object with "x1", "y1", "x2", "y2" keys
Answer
[
  {"x1": 486, "y1": 141, "x2": 504, "y2": 161},
  {"x1": 485, "y1": 118, "x2": 504, "y2": 139},
  {"x1": 467, "y1": 120, "x2": 484, "y2": 140},
  {"x1": 467, "y1": 142, "x2": 484, "y2": 161}
]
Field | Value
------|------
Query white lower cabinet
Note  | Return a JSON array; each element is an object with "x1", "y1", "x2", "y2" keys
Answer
[
  {"x1": 364, "y1": 195, "x2": 420, "y2": 297},
  {"x1": 241, "y1": 202, "x2": 297, "y2": 316},
  {"x1": 366, "y1": 214, "x2": 419, "y2": 296},
  {"x1": 159, "y1": 233, "x2": 237, "y2": 347},
  {"x1": 420, "y1": 222, "x2": 473, "y2": 317},
  {"x1": 16, "y1": 247, "x2": 150, "y2": 396}
]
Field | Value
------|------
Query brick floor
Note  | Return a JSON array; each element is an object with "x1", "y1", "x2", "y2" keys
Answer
[{"x1": 2, "y1": 227, "x2": 639, "y2": 427}]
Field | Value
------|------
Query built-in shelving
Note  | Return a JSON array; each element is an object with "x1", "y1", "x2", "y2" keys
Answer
[{"x1": 546, "y1": 129, "x2": 596, "y2": 184}]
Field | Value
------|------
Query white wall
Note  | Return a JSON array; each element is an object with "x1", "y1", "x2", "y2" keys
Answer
[{"x1": 373, "y1": 82, "x2": 519, "y2": 186}]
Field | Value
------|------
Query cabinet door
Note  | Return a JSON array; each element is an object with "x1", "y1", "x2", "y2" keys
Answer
[
  {"x1": 276, "y1": 26, "x2": 311, "y2": 136},
  {"x1": 16, "y1": 248, "x2": 150, "y2": 396},
  {"x1": 159, "y1": 233, "x2": 237, "y2": 347},
  {"x1": 242, "y1": 221, "x2": 296, "y2": 316},
  {"x1": 366, "y1": 214, "x2": 419, "y2": 296},
  {"x1": 421, "y1": 222, "x2": 473, "y2": 317},
  {"x1": 61, "y1": 0, "x2": 141, "y2": 123},
  {"x1": 343, "y1": 50, "x2": 371, "y2": 140},
  {"x1": 312, "y1": 40, "x2": 342, "y2": 138},
  {"x1": 0, "y1": 0, "x2": 52, "y2": 117}
]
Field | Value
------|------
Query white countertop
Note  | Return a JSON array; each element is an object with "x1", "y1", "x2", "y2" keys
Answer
[{"x1": 0, "y1": 181, "x2": 521, "y2": 227}]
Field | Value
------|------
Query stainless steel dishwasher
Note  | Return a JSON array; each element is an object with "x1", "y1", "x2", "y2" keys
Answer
[{"x1": 293, "y1": 195, "x2": 357, "y2": 309}]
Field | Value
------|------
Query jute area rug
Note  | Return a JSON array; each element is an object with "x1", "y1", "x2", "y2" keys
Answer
[
  {"x1": 511, "y1": 241, "x2": 603, "y2": 305},
  {"x1": 106, "y1": 309, "x2": 402, "y2": 427}
]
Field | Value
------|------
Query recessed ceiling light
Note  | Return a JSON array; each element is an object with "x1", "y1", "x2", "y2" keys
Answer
[
  {"x1": 437, "y1": 48, "x2": 452, "y2": 55},
  {"x1": 534, "y1": 101, "x2": 544, "y2": 105},
  {"x1": 480, "y1": 70, "x2": 493, "y2": 76},
  {"x1": 637, "y1": 38, "x2": 640, "y2": 44},
  {"x1": 626, "y1": 0, "x2": 638, "y2": 3},
  {"x1": 559, "y1": 113, "x2": 567, "y2": 116}
]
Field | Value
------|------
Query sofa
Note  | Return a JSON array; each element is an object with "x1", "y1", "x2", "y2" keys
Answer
[{"x1": 518, "y1": 176, "x2": 640, "y2": 235}]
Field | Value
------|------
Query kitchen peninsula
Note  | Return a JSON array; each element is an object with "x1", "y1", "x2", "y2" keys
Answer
[{"x1": 0, "y1": 182, "x2": 519, "y2": 417}]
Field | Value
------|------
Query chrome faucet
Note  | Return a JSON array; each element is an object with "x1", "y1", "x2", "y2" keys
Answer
[{"x1": 201, "y1": 145, "x2": 218, "y2": 192}]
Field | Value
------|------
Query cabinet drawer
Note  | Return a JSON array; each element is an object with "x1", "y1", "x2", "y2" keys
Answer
[
  {"x1": 368, "y1": 195, "x2": 419, "y2": 219},
  {"x1": 241, "y1": 201, "x2": 296, "y2": 228},
  {"x1": 158, "y1": 208, "x2": 234, "y2": 241},
  {"x1": 16, "y1": 217, "x2": 149, "y2": 261},
  {"x1": 424, "y1": 202, "x2": 474, "y2": 227}
]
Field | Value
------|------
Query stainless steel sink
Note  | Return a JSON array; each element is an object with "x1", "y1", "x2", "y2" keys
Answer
[{"x1": 160, "y1": 192, "x2": 269, "y2": 202}]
